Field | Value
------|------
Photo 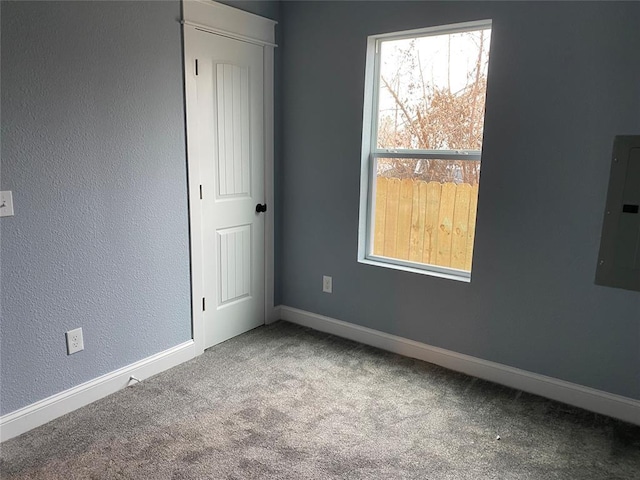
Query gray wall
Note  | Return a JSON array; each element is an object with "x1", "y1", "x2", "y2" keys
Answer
[
  {"x1": 217, "y1": 0, "x2": 280, "y2": 20},
  {"x1": 1, "y1": 0, "x2": 637, "y2": 417},
  {"x1": 0, "y1": 0, "x2": 282, "y2": 416},
  {"x1": 0, "y1": 1, "x2": 192, "y2": 415},
  {"x1": 280, "y1": 1, "x2": 640, "y2": 399}
]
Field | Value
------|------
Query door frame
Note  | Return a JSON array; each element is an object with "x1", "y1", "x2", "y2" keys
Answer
[{"x1": 182, "y1": 0, "x2": 277, "y2": 355}]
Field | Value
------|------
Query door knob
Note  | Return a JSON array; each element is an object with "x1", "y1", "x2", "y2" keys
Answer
[{"x1": 255, "y1": 203, "x2": 267, "y2": 213}]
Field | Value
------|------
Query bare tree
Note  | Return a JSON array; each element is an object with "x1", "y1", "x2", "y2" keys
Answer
[{"x1": 377, "y1": 30, "x2": 489, "y2": 185}]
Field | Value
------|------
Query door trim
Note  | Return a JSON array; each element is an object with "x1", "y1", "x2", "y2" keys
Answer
[
  {"x1": 181, "y1": 20, "x2": 277, "y2": 48},
  {"x1": 184, "y1": 0, "x2": 276, "y2": 48},
  {"x1": 182, "y1": 1, "x2": 277, "y2": 354}
]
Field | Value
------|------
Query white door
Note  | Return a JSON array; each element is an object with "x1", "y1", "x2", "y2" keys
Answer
[{"x1": 187, "y1": 27, "x2": 266, "y2": 348}]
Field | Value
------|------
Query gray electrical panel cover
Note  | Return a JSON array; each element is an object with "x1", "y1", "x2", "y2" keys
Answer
[{"x1": 595, "y1": 135, "x2": 640, "y2": 291}]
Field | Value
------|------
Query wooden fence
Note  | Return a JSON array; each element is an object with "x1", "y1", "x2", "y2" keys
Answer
[{"x1": 373, "y1": 178, "x2": 479, "y2": 271}]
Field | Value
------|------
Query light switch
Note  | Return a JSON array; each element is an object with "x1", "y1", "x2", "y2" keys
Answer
[
  {"x1": 595, "y1": 136, "x2": 640, "y2": 291},
  {"x1": 0, "y1": 191, "x2": 14, "y2": 217}
]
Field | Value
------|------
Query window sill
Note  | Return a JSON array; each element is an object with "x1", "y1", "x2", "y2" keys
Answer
[{"x1": 359, "y1": 256, "x2": 471, "y2": 283}]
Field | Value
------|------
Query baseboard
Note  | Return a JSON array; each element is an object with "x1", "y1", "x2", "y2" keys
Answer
[
  {"x1": 266, "y1": 304, "x2": 281, "y2": 325},
  {"x1": 278, "y1": 305, "x2": 640, "y2": 426},
  {"x1": 0, "y1": 340, "x2": 196, "y2": 442}
]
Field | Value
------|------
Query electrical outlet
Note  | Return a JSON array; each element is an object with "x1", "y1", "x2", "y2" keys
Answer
[
  {"x1": 0, "y1": 191, "x2": 14, "y2": 217},
  {"x1": 66, "y1": 327, "x2": 84, "y2": 355},
  {"x1": 323, "y1": 275, "x2": 333, "y2": 293}
]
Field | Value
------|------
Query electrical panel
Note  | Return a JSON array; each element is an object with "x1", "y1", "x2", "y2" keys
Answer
[{"x1": 595, "y1": 136, "x2": 640, "y2": 291}]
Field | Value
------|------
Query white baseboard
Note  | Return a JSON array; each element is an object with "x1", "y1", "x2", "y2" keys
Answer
[
  {"x1": 4, "y1": 308, "x2": 637, "y2": 443},
  {"x1": 278, "y1": 305, "x2": 640, "y2": 426},
  {"x1": 0, "y1": 340, "x2": 196, "y2": 442},
  {"x1": 266, "y1": 305, "x2": 281, "y2": 325}
]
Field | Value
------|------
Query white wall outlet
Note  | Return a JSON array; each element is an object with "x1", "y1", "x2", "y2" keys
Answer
[
  {"x1": 0, "y1": 191, "x2": 14, "y2": 217},
  {"x1": 66, "y1": 327, "x2": 84, "y2": 355},
  {"x1": 323, "y1": 275, "x2": 333, "y2": 293}
]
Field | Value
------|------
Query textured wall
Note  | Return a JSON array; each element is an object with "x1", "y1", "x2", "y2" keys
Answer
[
  {"x1": 0, "y1": 1, "x2": 191, "y2": 414},
  {"x1": 217, "y1": 0, "x2": 280, "y2": 20},
  {"x1": 280, "y1": 1, "x2": 640, "y2": 399}
]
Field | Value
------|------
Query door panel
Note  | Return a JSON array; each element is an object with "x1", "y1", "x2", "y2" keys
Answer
[
  {"x1": 217, "y1": 225, "x2": 251, "y2": 304},
  {"x1": 216, "y1": 63, "x2": 251, "y2": 197},
  {"x1": 190, "y1": 28, "x2": 265, "y2": 348}
]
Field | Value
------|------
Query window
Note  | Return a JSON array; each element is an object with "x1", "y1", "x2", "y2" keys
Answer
[{"x1": 358, "y1": 20, "x2": 492, "y2": 281}]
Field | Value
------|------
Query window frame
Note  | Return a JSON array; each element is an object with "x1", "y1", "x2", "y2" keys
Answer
[{"x1": 357, "y1": 20, "x2": 492, "y2": 282}]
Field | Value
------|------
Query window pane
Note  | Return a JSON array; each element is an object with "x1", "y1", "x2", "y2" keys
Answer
[
  {"x1": 372, "y1": 158, "x2": 479, "y2": 271},
  {"x1": 376, "y1": 28, "x2": 491, "y2": 151},
  {"x1": 377, "y1": 157, "x2": 480, "y2": 184}
]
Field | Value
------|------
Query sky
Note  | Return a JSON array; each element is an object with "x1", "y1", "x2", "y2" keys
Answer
[{"x1": 378, "y1": 28, "x2": 492, "y2": 116}]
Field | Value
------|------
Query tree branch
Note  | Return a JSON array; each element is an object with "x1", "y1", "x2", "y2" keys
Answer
[{"x1": 381, "y1": 76, "x2": 422, "y2": 147}]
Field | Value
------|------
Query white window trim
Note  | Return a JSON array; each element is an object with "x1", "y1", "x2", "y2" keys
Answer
[{"x1": 357, "y1": 19, "x2": 492, "y2": 282}]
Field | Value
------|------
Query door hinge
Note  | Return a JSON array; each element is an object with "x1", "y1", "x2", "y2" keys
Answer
[
  {"x1": 202, "y1": 297, "x2": 206, "y2": 311},
  {"x1": 195, "y1": 59, "x2": 199, "y2": 76},
  {"x1": 199, "y1": 185, "x2": 203, "y2": 199}
]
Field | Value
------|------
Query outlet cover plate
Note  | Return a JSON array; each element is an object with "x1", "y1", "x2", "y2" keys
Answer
[
  {"x1": 0, "y1": 191, "x2": 14, "y2": 217},
  {"x1": 66, "y1": 327, "x2": 84, "y2": 355},
  {"x1": 323, "y1": 275, "x2": 332, "y2": 293}
]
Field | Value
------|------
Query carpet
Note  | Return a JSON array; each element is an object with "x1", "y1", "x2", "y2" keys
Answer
[{"x1": 1, "y1": 321, "x2": 639, "y2": 479}]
